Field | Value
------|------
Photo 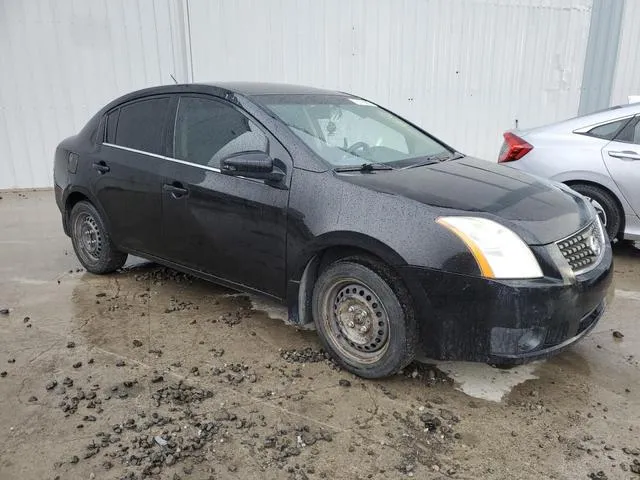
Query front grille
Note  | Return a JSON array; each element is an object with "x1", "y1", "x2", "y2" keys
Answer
[{"x1": 556, "y1": 220, "x2": 605, "y2": 274}]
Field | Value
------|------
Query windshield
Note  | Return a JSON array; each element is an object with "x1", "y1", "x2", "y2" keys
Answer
[{"x1": 257, "y1": 94, "x2": 451, "y2": 167}]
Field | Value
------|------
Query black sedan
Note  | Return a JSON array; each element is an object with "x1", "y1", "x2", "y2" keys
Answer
[{"x1": 54, "y1": 83, "x2": 613, "y2": 378}]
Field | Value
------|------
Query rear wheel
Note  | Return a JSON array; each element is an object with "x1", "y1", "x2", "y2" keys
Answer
[
  {"x1": 312, "y1": 256, "x2": 416, "y2": 378},
  {"x1": 570, "y1": 184, "x2": 621, "y2": 241},
  {"x1": 70, "y1": 201, "x2": 127, "y2": 274}
]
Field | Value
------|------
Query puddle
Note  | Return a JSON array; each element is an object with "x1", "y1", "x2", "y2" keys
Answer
[
  {"x1": 435, "y1": 361, "x2": 542, "y2": 402},
  {"x1": 247, "y1": 295, "x2": 289, "y2": 323}
]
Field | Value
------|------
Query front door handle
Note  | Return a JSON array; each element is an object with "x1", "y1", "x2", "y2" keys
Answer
[
  {"x1": 163, "y1": 183, "x2": 189, "y2": 198},
  {"x1": 92, "y1": 161, "x2": 110, "y2": 174},
  {"x1": 608, "y1": 150, "x2": 640, "y2": 161}
]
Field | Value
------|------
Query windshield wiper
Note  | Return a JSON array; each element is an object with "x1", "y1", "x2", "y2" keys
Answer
[
  {"x1": 403, "y1": 151, "x2": 465, "y2": 169},
  {"x1": 402, "y1": 156, "x2": 440, "y2": 169},
  {"x1": 334, "y1": 163, "x2": 394, "y2": 173},
  {"x1": 446, "y1": 152, "x2": 465, "y2": 161}
]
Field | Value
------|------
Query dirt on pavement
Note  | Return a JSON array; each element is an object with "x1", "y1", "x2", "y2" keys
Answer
[{"x1": 1, "y1": 191, "x2": 639, "y2": 480}]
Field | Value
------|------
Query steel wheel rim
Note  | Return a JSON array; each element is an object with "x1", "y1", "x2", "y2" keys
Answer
[
  {"x1": 321, "y1": 278, "x2": 390, "y2": 364},
  {"x1": 73, "y1": 212, "x2": 102, "y2": 262},
  {"x1": 586, "y1": 197, "x2": 608, "y2": 227}
]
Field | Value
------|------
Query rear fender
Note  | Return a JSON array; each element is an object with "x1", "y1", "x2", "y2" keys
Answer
[{"x1": 61, "y1": 186, "x2": 113, "y2": 238}]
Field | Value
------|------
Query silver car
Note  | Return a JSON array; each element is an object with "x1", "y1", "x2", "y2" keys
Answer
[{"x1": 498, "y1": 103, "x2": 640, "y2": 241}]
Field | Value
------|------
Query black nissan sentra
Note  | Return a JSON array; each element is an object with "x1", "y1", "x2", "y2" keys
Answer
[{"x1": 54, "y1": 83, "x2": 613, "y2": 378}]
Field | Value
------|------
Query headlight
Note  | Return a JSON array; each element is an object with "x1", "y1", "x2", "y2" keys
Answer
[{"x1": 437, "y1": 216, "x2": 543, "y2": 279}]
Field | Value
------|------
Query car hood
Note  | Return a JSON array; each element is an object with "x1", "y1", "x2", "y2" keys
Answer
[{"x1": 336, "y1": 156, "x2": 593, "y2": 245}]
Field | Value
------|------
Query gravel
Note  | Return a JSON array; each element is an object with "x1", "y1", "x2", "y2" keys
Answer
[{"x1": 280, "y1": 347, "x2": 329, "y2": 364}]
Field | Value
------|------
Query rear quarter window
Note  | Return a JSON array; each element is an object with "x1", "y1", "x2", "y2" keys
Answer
[
  {"x1": 105, "y1": 109, "x2": 119, "y2": 144},
  {"x1": 614, "y1": 117, "x2": 640, "y2": 144},
  {"x1": 585, "y1": 118, "x2": 630, "y2": 140}
]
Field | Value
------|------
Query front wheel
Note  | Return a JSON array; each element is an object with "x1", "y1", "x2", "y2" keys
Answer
[
  {"x1": 70, "y1": 201, "x2": 127, "y2": 274},
  {"x1": 312, "y1": 256, "x2": 416, "y2": 378}
]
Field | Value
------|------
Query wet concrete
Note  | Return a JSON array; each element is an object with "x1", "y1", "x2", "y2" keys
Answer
[{"x1": 1, "y1": 190, "x2": 639, "y2": 480}]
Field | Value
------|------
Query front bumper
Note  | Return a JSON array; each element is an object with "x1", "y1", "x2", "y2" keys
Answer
[{"x1": 399, "y1": 242, "x2": 613, "y2": 363}]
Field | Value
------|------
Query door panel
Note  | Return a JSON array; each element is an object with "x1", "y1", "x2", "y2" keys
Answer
[
  {"x1": 92, "y1": 145, "x2": 165, "y2": 253},
  {"x1": 161, "y1": 164, "x2": 289, "y2": 296},
  {"x1": 90, "y1": 96, "x2": 172, "y2": 255},
  {"x1": 160, "y1": 95, "x2": 291, "y2": 297},
  {"x1": 602, "y1": 116, "x2": 640, "y2": 215}
]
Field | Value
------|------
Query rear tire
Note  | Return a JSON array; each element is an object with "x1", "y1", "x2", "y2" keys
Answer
[
  {"x1": 570, "y1": 184, "x2": 621, "y2": 241},
  {"x1": 69, "y1": 201, "x2": 127, "y2": 274},
  {"x1": 312, "y1": 255, "x2": 416, "y2": 378}
]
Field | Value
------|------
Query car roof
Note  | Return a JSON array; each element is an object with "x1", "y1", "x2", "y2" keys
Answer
[
  {"x1": 99, "y1": 82, "x2": 349, "y2": 115},
  {"x1": 526, "y1": 102, "x2": 640, "y2": 135},
  {"x1": 201, "y1": 81, "x2": 347, "y2": 96}
]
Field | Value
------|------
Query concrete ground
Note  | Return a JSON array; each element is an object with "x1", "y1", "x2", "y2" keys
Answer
[{"x1": 1, "y1": 190, "x2": 639, "y2": 480}]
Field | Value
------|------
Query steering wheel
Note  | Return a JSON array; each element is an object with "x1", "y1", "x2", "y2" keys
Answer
[{"x1": 347, "y1": 141, "x2": 370, "y2": 155}]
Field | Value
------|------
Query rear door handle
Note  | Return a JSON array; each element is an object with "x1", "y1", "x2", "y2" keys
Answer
[
  {"x1": 608, "y1": 150, "x2": 640, "y2": 161},
  {"x1": 92, "y1": 161, "x2": 110, "y2": 173},
  {"x1": 163, "y1": 183, "x2": 189, "y2": 198}
]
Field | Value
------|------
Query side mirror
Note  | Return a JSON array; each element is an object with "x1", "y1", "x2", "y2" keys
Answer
[{"x1": 220, "y1": 152, "x2": 285, "y2": 184}]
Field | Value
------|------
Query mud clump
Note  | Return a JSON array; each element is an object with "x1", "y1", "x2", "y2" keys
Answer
[
  {"x1": 213, "y1": 310, "x2": 247, "y2": 326},
  {"x1": 401, "y1": 363, "x2": 452, "y2": 386},
  {"x1": 133, "y1": 267, "x2": 194, "y2": 286},
  {"x1": 588, "y1": 471, "x2": 608, "y2": 479},
  {"x1": 280, "y1": 347, "x2": 329, "y2": 364},
  {"x1": 152, "y1": 381, "x2": 213, "y2": 406},
  {"x1": 164, "y1": 296, "x2": 199, "y2": 313}
]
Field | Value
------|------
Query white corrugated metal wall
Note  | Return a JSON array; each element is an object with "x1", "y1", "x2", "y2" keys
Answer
[
  {"x1": 0, "y1": 0, "x2": 187, "y2": 189},
  {"x1": 188, "y1": 0, "x2": 592, "y2": 161},
  {"x1": 0, "y1": 0, "x2": 639, "y2": 189},
  {"x1": 611, "y1": 0, "x2": 640, "y2": 105}
]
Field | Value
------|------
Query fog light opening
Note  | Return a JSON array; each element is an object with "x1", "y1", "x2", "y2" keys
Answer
[{"x1": 517, "y1": 328, "x2": 545, "y2": 353}]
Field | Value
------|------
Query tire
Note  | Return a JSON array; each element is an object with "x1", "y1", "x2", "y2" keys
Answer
[
  {"x1": 570, "y1": 184, "x2": 621, "y2": 241},
  {"x1": 69, "y1": 201, "x2": 127, "y2": 274},
  {"x1": 312, "y1": 255, "x2": 416, "y2": 378}
]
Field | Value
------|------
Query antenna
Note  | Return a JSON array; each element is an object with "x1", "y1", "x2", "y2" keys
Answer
[{"x1": 170, "y1": 74, "x2": 178, "y2": 85}]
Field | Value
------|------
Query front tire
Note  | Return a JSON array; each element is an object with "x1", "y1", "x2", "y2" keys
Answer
[
  {"x1": 70, "y1": 201, "x2": 127, "y2": 274},
  {"x1": 570, "y1": 184, "x2": 621, "y2": 241},
  {"x1": 312, "y1": 256, "x2": 416, "y2": 378}
]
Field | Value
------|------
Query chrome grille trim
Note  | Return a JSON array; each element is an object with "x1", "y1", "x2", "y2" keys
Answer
[{"x1": 556, "y1": 219, "x2": 605, "y2": 275}]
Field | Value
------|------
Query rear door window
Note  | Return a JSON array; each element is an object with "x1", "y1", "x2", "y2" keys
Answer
[
  {"x1": 585, "y1": 118, "x2": 630, "y2": 140},
  {"x1": 173, "y1": 96, "x2": 268, "y2": 169},
  {"x1": 114, "y1": 97, "x2": 170, "y2": 155},
  {"x1": 614, "y1": 117, "x2": 640, "y2": 144}
]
